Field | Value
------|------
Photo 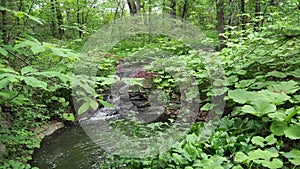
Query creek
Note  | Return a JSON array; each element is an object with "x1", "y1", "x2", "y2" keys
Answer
[{"x1": 31, "y1": 64, "x2": 181, "y2": 169}]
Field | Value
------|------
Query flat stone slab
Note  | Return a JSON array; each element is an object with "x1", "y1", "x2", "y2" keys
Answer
[{"x1": 34, "y1": 122, "x2": 65, "y2": 140}]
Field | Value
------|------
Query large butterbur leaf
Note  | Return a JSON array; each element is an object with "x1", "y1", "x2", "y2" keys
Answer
[
  {"x1": 227, "y1": 89, "x2": 256, "y2": 104},
  {"x1": 268, "y1": 80, "x2": 299, "y2": 94},
  {"x1": 283, "y1": 149, "x2": 300, "y2": 166},
  {"x1": 242, "y1": 98, "x2": 276, "y2": 117},
  {"x1": 284, "y1": 125, "x2": 300, "y2": 140},
  {"x1": 270, "y1": 121, "x2": 288, "y2": 136}
]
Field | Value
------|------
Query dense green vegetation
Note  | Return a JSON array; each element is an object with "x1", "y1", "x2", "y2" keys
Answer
[{"x1": 0, "y1": 0, "x2": 299, "y2": 168}]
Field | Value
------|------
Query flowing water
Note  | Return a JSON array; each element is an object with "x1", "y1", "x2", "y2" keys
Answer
[{"x1": 31, "y1": 125, "x2": 104, "y2": 169}]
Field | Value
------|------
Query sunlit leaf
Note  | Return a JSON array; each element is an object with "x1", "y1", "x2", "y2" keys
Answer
[
  {"x1": 283, "y1": 149, "x2": 300, "y2": 165},
  {"x1": 0, "y1": 47, "x2": 8, "y2": 56},
  {"x1": 21, "y1": 66, "x2": 37, "y2": 75},
  {"x1": 284, "y1": 125, "x2": 300, "y2": 140},
  {"x1": 270, "y1": 121, "x2": 288, "y2": 136},
  {"x1": 242, "y1": 98, "x2": 276, "y2": 116},
  {"x1": 23, "y1": 76, "x2": 47, "y2": 89}
]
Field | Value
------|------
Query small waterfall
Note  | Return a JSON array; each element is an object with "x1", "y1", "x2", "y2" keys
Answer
[{"x1": 80, "y1": 64, "x2": 146, "y2": 123}]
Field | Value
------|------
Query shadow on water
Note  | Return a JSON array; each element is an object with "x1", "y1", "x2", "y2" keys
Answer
[{"x1": 31, "y1": 125, "x2": 105, "y2": 169}]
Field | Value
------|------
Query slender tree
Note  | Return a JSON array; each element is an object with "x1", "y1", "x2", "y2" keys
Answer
[
  {"x1": 241, "y1": 0, "x2": 246, "y2": 31},
  {"x1": 55, "y1": 0, "x2": 64, "y2": 38},
  {"x1": 216, "y1": 0, "x2": 226, "y2": 50},
  {"x1": 181, "y1": 0, "x2": 189, "y2": 19},
  {"x1": 1, "y1": 0, "x2": 8, "y2": 44},
  {"x1": 254, "y1": 0, "x2": 260, "y2": 31}
]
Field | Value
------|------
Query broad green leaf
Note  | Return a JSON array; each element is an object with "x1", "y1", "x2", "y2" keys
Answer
[
  {"x1": 0, "y1": 67, "x2": 18, "y2": 74},
  {"x1": 90, "y1": 99, "x2": 98, "y2": 110},
  {"x1": 21, "y1": 66, "x2": 37, "y2": 75},
  {"x1": 172, "y1": 153, "x2": 185, "y2": 164},
  {"x1": 0, "y1": 79, "x2": 11, "y2": 89},
  {"x1": 96, "y1": 75, "x2": 120, "y2": 86},
  {"x1": 267, "y1": 71, "x2": 287, "y2": 78},
  {"x1": 284, "y1": 125, "x2": 300, "y2": 140},
  {"x1": 79, "y1": 82, "x2": 96, "y2": 96},
  {"x1": 270, "y1": 121, "x2": 288, "y2": 136},
  {"x1": 14, "y1": 40, "x2": 36, "y2": 49},
  {"x1": 23, "y1": 76, "x2": 47, "y2": 89},
  {"x1": 62, "y1": 113, "x2": 75, "y2": 122},
  {"x1": 261, "y1": 158, "x2": 283, "y2": 169},
  {"x1": 183, "y1": 142, "x2": 196, "y2": 161},
  {"x1": 123, "y1": 78, "x2": 143, "y2": 86},
  {"x1": 283, "y1": 149, "x2": 300, "y2": 165},
  {"x1": 268, "y1": 110, "x2": 287, "y2": 121},
  {"x1": 293, "y1": 95, "x2": 300, "y2": 103},
  {"x1": 51, "y1": 47, "x2": 74, "y2": 58},
  {"x1": 235, "y1": 79, "x2": 256, "y2": 88},
  {"x1": 212, "y1": 87, "x2": 228, "y2": 96},
  {"x1": 265, "y1": 134, "x2": 277, "y2": 145},
  {"x1": 289, "y1": 69, "x2": 300, "y2": 78},
  {"x1": 34, "y1": 71, "x2": 59, "y2": 77},
  {"x1": 257, "y1": 90, "x2": 290, "y2": 105},
  {"x1": 153, "y1": 78, "x2": 162, "y2": 83},
  {"x1": 78, "y1": 102, "x2": 90, "y2": 115},
  {"x1": 227, "y1": 89, "x2": 256, "y2": 104},
  {"x1": 242, "y1": 99, "x2": 276, "y2": 117},
  {"x1": 251, "y1": 81, "x2": 269, "y2": 89},
  {"x1": 268, "y1": 80, "x2": 299, "y2": 94},
  {"x1": 248, "y1": 149, "x2": 278, "y2": 161},
  {"x1": 31, "y1": 44, "x2": 45, "y2": 54},
  {"x1": 185, "y1": 133, "x2": 198, "y2": 144},
  {"x1": 224, "y1": 75, "x2": 238, "y2": 86},
  {"x1": 234, "y1": 152, "x2": 248, "y2": 162},
  {"x1": 201, "y1": 103, "x2": 211, "y2": 111},
  {"x1": 0, "y1": 47, "x2": 8, "y2": 56},
  {"x1": 251, "y1": 136, "x2": 265, "y2": 147}
]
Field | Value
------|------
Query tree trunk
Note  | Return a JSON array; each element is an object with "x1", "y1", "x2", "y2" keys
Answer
[
  {"x1": 1, "y1": 0, "x2": 8, "y2": 44},
  {"x1": 181, "y1": 0, "x2": 188, "y2": 19},
  {"x1": 76, "y1": 0, "x2": 83, "y2": 37},
  {"x1": 55, "y1": 0, "x2": 64, "y2": 38},
  {"x1": 241, "y1": 0, "x2": 246, "y2": 31},
  {"x1": 216, "y1": 0, "x2": 226, "y2": 50},
  {"x1": 254, "y1": 0, "x2": 260, "y2": 31},
  {"x1": 50, "y1": 0, "x2": 57, "y2": 37},
  {"x1": 127, "y1": 0, "x2": 140, "y2": 15}
]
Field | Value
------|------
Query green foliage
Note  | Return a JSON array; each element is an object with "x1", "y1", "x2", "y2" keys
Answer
[
  {"x1": 98, "y1": 1, "x2": 300, "y2": 168},
  {"x1": 1, "y1": 160, "x2": 39, "y2": 169},
  {"x1": 0, "y1": 24, "x2": 78, "y2": 167},
  {"x1": 1, "y1": 0, "x2": 300, "y2": 168}
]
